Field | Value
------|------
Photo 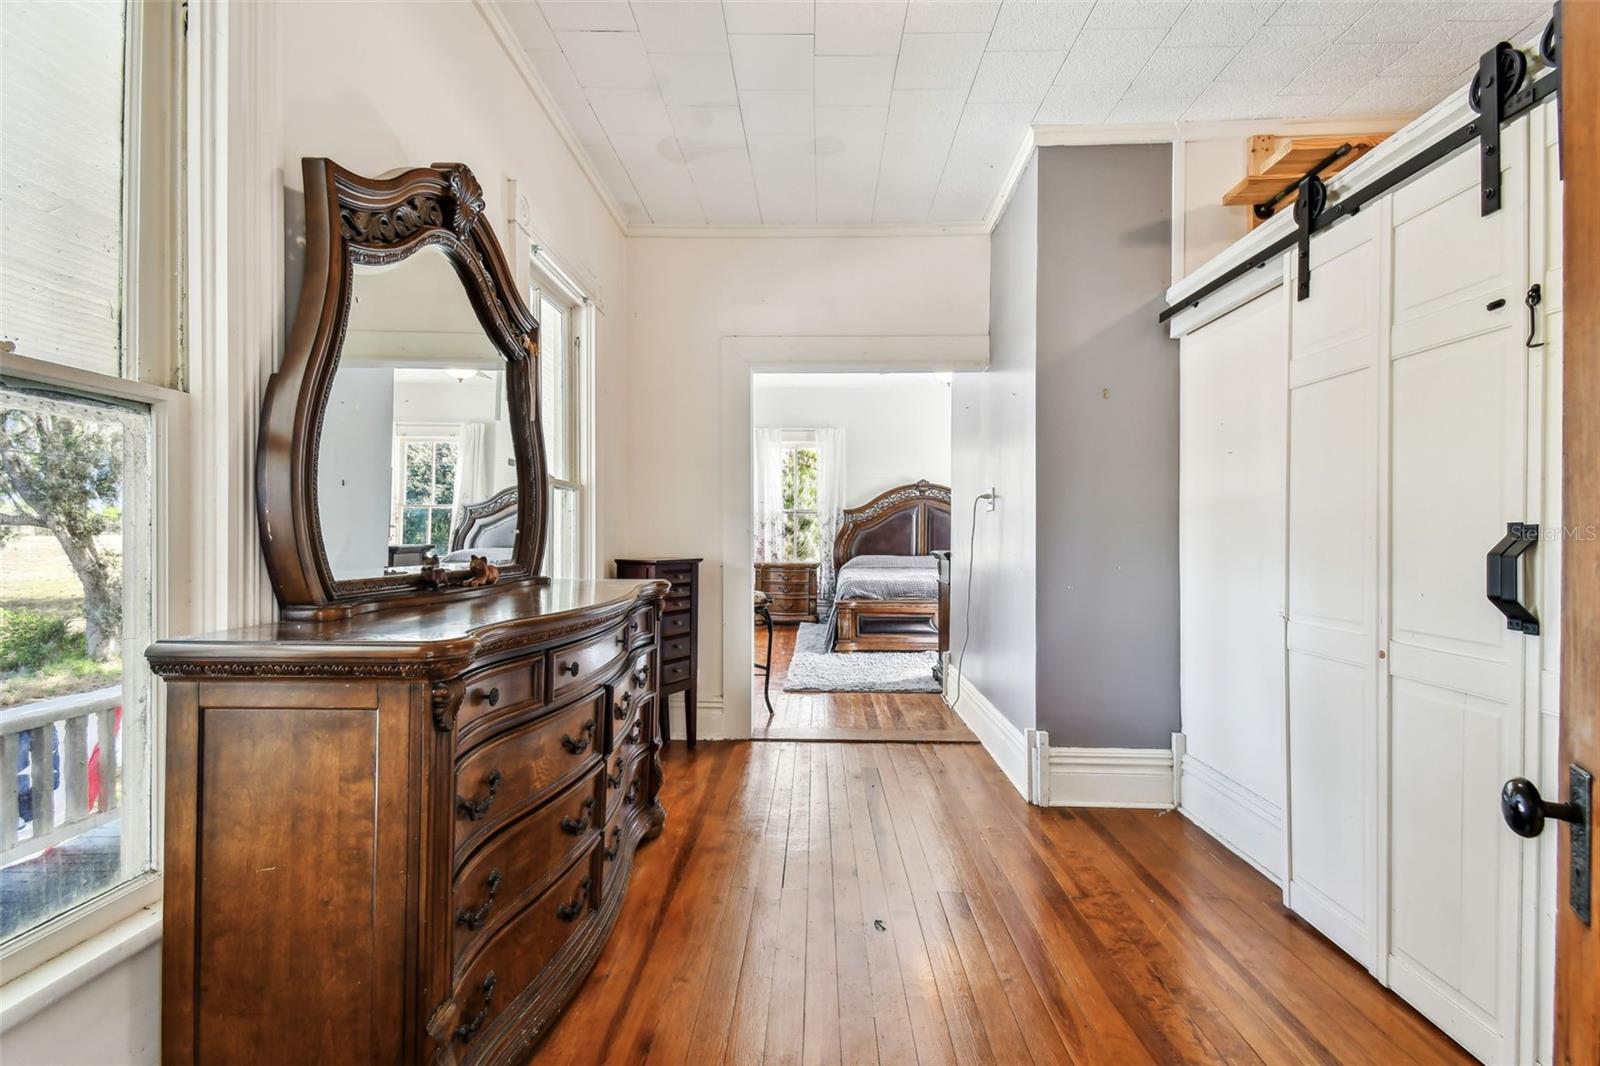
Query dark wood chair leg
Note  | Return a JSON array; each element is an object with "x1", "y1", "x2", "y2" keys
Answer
[
  {"x1": 659, "y1": 695, "x2": 670, "y2": 746},
  {"x1": 685, "y1": 687, "x2": 697, "y2": 748}
]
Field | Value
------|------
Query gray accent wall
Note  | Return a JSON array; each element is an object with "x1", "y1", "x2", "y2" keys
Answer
[
  {"x1": 1034, "y1": 144, "x2": 1179, "y2": 748},
  {"x1": 951, "y1": 157, "x2": 1038, "y2": 732}
]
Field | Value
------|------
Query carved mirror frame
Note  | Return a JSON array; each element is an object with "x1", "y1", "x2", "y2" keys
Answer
[{"x1": 258, "y1": 158, "x2": 548, "y2": 619}]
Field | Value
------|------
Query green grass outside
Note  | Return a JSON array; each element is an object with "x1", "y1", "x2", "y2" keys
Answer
[{"x1": 0, "y1": 533, "x2": 121, "y2": 707}]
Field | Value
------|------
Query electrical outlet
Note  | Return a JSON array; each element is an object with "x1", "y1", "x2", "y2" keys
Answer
[{"x1": 985, "y1": 487, "x2": 997, "y2": 512}]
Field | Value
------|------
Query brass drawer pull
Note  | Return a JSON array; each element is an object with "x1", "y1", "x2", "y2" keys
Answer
[
  {"x1": 614, "y1": 690, "x2": 633, "y2": 720},
  {"x1": 455, "y1": 972, "x2": 497, "y2": 1042},
  {"x1": 608, "y1": 756, "x2": 624, "y2": 789},
  {"x1": 605, "y1": 826, "x2": 622, "y2": 862},
  {"x1": 627, "y1": 719, "x2": 643, "y2": 746},
  {"x1": 558, "y1": 660, "x2": 580, "y2": 677},
  {"x1": 632, "y1": 663, "x2": 650, "y2": 686},
  {"x1": 456, "y1": 769, "x2": 503, "y2": 821},
  {"x1": 455, "y1": 869, "x2": 503, "y2": 931},
  {"x1": 625, "y1": 780, "x2": 640, "y2": 806},
  {"x1": 560, "y1": 796, "x2": 596, "y2": 836},
  {"x1": 555, "y1": 877, "x2": 592, "y2": 922},
  {"x1": 561, "y1": 719, "x2": 596, "y2": 754}
]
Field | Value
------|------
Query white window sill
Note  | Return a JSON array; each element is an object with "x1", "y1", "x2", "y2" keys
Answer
[{"x1": 0, "y1": 902, "x2": 162, "y2": 1031}]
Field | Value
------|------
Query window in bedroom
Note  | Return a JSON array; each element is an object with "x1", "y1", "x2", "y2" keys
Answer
[
  {"x1": 780, "y1": 442, "x2": 822, "y2": 562},
  {"x1": 530, "y1": 257, "x2": 590, "y2": 580},
  {"x1": 391, "y1": 427, "x2": 460, "y2": 557}
]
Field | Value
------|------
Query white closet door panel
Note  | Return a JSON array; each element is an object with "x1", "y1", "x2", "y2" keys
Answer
[
  {"x1": 1290, "y1": 215, "x2": 1381, "y2": 389},
  {"x1": 1391, "y1": 140, "x2": 1525, "y2": 358}
]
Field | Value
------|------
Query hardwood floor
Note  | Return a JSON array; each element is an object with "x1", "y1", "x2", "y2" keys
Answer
[
  {"x1": 750, "y1": 623, "x2": 977, "y2": 743},
  {"x1": 539, "y1": 741, "x2": 1471, "y2": 1065}
]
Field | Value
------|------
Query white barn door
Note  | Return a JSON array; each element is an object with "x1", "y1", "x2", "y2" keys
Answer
[{"x1": 1383, "y1": 129, "x2": 1533, "y2": 1065}]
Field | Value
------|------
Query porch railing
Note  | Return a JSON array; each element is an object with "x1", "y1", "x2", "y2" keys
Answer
[{"x1": 0, "y1": 685, "x2": 121, "y2": 868}]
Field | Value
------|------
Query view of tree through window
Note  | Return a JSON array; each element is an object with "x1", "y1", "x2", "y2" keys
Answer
[
  {"x1": 781, "y1": 444, "x2": 821, "y2": 561},
  {"x1": 401, "y1": 439, "x2": 458, "y2": 555}
]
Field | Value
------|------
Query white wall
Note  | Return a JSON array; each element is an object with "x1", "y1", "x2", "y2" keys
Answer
[
  {"x1": 751, "y1": 372, "x2": 951, "y2": 504},
  {"x1": 620, "y1": 235, "x2": 989, "y2": 726},
  {"x1": 318, "y1": 367, "x2": 394, "y2": 575}
]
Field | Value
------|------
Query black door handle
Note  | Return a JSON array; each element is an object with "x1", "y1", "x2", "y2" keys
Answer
[
  {"x1": 1502, "y1": 765, "x2": 1592, "y2": 926},
  {"x1": 1501, "y1": 777, "x2": 1582, "y2": 837},
  {"x1": 1485, "y1": 522, "x2": 1539, "y2": 634}
]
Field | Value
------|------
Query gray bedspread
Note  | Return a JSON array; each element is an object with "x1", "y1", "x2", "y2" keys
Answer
[{"x1": 833, "y1": 554, "x2": 939, "y2": 602}]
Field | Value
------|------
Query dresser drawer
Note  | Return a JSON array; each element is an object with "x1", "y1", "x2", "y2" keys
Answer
[
  {"x1": 454, "y1": 695, "x2": 602, "y2": 854},
  {"x1": 607, "y1": 649, "x2": 653, "y2": 742},
  {"x1": 767, "y1": 593, "x2": 812, "y2": 616},
  {"x1": 623, "y1": 604, "x2": 656, "y2": 646},
  {"x1": 457, "y1": 654, "x2": 544, "y2": 740},
  {"x1": 550, "y1": 623, "x2": 630, "y2": 703},
  {"x1": 661, "y1": 635, "x2": 691, "y2": 663},
  {"x1": 661, "y1": 611, "x2": 692, "y2": 639},
  {"x1": 448, "y1": 844, "x2": 599, "y2": 1055},
  {"x1": 763, "y1": 570, "x2": 812, "y2": 591},
  {"x1": 661, "y1": 658, "x2": 692, "y2": 687},
  {"x1": 605, "y1": 745, "x2": 651, "y2": 824},
  {"x1": 451, "y1": 768, "x2": 603, "y2": 974}
]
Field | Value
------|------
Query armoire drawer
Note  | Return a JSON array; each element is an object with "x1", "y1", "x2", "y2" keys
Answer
[
  {"x1": 661, "y1": 611, "x2": 692, "y2": 639},
  {"x1": 454, "y1": 695, "x2": 602, "y2": 855},
  {"x1": 457, "y1": 654, "x2": 544, "y2": 739},
  {"x1": 451, "y1": 768, "x2": 603, "y2": 973},
  {"x1": 661, "y1": 659, "x2": 692, "y2": 687},
  {"x1": 658, "y1": 564, "x2": 694, "y2": 588},
  {"x1": 661, "y1": 635, "x2": 691, "y2": 662},
  {"x1": 447, "y1": 844, "x2": 600, "y2": 1055},
  {"x1": 549, "y1": 624, "x2": 629, "y2": 703}
]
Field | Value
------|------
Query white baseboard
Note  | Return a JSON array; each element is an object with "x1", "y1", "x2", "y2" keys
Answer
[
  {"x1": 1045, "y1": 745, "x2": 1175, "y2": 808},
  {"x1": 1177, "y1": 752, "x2": 1285, "y2": 884},
  {"x1": 662, "y1": 692, "x2": 729, "y2": 742},
  {"x1": 946, "y1": 668, "x2": 1031, "y2": 800}
]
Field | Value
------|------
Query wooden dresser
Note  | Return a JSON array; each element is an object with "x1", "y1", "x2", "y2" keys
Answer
[
  {"x1": 614, "y1": 558, "x2": 700, "y2": 746},
  {"x1": 147, "y1": 581, "x2": 667, "y2": 1063},
  {"x1": 755, "y1": 561, "x2": 819, "y2": 623}
]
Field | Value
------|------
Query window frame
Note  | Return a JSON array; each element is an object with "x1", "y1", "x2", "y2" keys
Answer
[
  {"x1": 778, "y1": 435, "x2": 823, "y2": 563},
  {"x1": 0, "y1": 0, "x2": 187, "y2": 983},
  {"x1": 527, "y1": 252, "x2": 594, "y2": 581},
  {"x1": 389, "y1": 423, "x2": 463, "y2": 554}
]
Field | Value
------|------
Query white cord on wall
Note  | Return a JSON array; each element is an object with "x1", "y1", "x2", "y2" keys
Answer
[{"x1": 944, "y1": 488, "x2": 995, "y2": 714}]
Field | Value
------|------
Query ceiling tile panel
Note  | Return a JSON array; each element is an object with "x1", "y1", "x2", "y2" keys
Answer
[
  {"x1": 741, "y1": 90, "x2": 816, "y2": 138},
  {"x1": 815, "y1": 1, "x2": 908, "y2": 55},
  {"x1": 632, "y1": 1, "x2": 729, "y2": 53},
  {"x1": 529, "y1": 48, "x2": 589, "y2": 104},
  {"x1": 1338, "y1": 2, "x2": 1465, "y2": 43},
  {"x1": 1282, "y1": 40, "x2": 1412, "y2": 93},
  {"x1": 669, "y1": 104, "x2": 748, "y2": 149},
  {"x1": 611, "y1": 135, "x2": 706, "y2": 221},
  {"x1": 817, "y1": 104, "x2": 891, "y2": 144},
  {"x1": 1107, "y1": 84, "x2": 1204, "y2": 121},
  {"x1": 650, "y1": 53, "x2": 739, "y2": 106},
  {"x1": 894, "y1": 33, "x2": 988, "y2": 89},
  {"x1": 969, "y1": 51, "x2": 1065, "y2": 104},
  {"x1": 730, "y1": 34, "x2": 815, "y2": 90},
  {"x1": 1383, "y1": 17, "x2": 1537, "y2": 77},
  {"x1": 1083, "y1": 1, "x2": 1186, "y2": 30},
  {"x1": 886, "y1": 88, "x2": 967, "y2": 135},
  {"x1": 1125, "y1": 46, "x2": 1238, "y2": 96},
  {"x1": 1034, "y1": 82, "x2": 1125, "y2": 124},
  {"x1": 502, "y1": 2, "x2": 561, "y2": 52},
  {"x1": 1268, "y1": 1, "x2": 1373, "y2": 28},
  {"x1": 904, "y1": 0, "x2": 1000, "y2": 34},
  {"x1": 722, "y1": 1, "x2": 813, "y2": 34},
  {"x1": 987, "y1": 1, "x2": 1094, "y2": 50},
  {"x1": 1162, "y1": 1, "x2": 1277, "y2": 46},
  {"x1": 540, "y1": 1, "x2": 637, "y2": 32},
  {"x1": 557, "y1": 31, "x2": 656, "y2": 88},
  {"x1": 747, "y1": 137, "x2": 818, "y2": 222},
  {"x1": 815, "y1": 55, "x2": 897, "y2": 106},
  {"x1": 1334, "y1": 73, "x2": 1460, "y2": 114},
  {"x1": 684, "y1": 148, "x2": 763, "y2": 223},
  {"x1": 1054, "y1": 28, "x2": 1164, "y2": 85},
  {"x1": 579, "y1": 136, "x2": 652, "y2": 223},
  {"x1": 1218, "y1": 25, "x2": 1345, "y2": 82},
  {"x1": 874, "y1": 132, "x2": 953, "y2": 220},
  {"x1": 587, "y1": 88, "x2": 675, "y2": 137}
]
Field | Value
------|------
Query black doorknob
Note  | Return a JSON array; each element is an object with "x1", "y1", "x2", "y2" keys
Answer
[{"x1": 1501, "y1": 777, "x2": 1583, "y2": 838}]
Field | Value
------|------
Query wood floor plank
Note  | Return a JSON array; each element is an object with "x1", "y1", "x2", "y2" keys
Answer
[
  {"x1": 822, "y1": 745, "x2": 876, "y2": 1066},
  {"x1": 762, "y1": 745, "x2": 813, "y2": 1065},
  {"x1": 800, "y1": 747, "x2": 841, "y2": 1066}
]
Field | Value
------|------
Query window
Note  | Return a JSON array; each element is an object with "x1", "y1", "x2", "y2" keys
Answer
[
  {"x1": 530, "y1": 260, "x2": 589, "y2": 580},
  {"x1": 392, "y1": 430, "x2": 459, "y2": 556},
  {"x1": 0, "y1": 0, "x2": 181, "y2": 963},
  {"x1": 780, "y1": 443, "x2": 822, "y2": 561}
]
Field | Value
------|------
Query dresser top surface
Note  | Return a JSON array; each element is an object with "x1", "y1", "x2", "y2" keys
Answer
[{"x1": 146, "y1": 579, "x2": 666, "y2": 677}]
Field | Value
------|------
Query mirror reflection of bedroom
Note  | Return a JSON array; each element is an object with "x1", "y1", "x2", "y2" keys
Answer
[{"x1": 750, "y1": 372, "x2": 976, "y2": 743}]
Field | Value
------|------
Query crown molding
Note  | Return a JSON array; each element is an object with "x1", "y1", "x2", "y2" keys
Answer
[{"x1": 621, "y1": 221, "x2": 991, "y2": 239}]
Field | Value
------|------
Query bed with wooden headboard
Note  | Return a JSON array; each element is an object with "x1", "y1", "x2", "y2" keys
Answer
[{"x1": 830, "y1": 480, "x2": 951, "y2": 652}]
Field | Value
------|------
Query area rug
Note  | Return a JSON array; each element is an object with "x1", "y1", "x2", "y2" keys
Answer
[{"x1": 782, "y1": 623, "x2": 942, "y2": 693}]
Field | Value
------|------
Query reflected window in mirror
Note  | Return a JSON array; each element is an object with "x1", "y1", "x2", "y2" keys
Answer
[{"x1": 530, "y1": 257, "x2": 590, "y2": 580}]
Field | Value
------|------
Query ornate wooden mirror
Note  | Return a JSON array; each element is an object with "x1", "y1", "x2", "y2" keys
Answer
[{"x1": 259, "y1": 159, "x2": 548, "y2": 619}]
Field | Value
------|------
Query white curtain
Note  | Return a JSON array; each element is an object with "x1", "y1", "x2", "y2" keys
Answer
[
  {"x1": 815, "y1": 428, "x2": 846, "y2": 614},
  {"x1": 453, "y1": 421, "x2": 493, "y2": 516},
  {"x1": 752, "y1": 428, "x2": 786, "y2": 563}
]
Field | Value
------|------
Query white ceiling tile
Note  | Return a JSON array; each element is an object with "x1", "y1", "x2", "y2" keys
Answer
[
  {"x1": 529, "y1": 49, "x2": 589, "y2": 104},
  {"x1": 1107, "y1": 92, "x2": 1198, "y2": 123},
  {"x1": 1383, "y1": 17, "x2": 1533, "y2": 77},
  {"x1": 587, "y1": 88, "x2": 675, "y2": 136},
  {"x1": 817, "y1": 133, "x2": 884, "y2": 222},
  {"x1": 1453, "y1": 2, "x2": 1550, "y2": 20},
  {"x1": 669, "y1": 104, "x2": 747, "y2": 148},
  {"x1": 1055, "y1": 28, "x2": 1163, "y2": 85},
  {"x1": 1283, "y1": 40, "x2": 1411, "y2": 93},
  {"x1": 1125, "y1": 46, "x2": 1236, "y2": 96},
  {"x1": 578, "y1": 135, "x2": 652, "y2": 222},
  {"x1": 949, "y1": 101, "x2": 1034, "y2": 154},
  {"x1": 904, "y1": 0, "x2": 1000, "y2": 34},
  {"x1": 988, "y1": 1, "x2": 1094, "y2": 50},
  {"x1": 1218, "y1": 24, "x2": 1344, "y2": 82},
  {"x1": 558, "y1": 31, "x2": 656, "y2": 88},
  {"x1": 817, "y1": 104, "x2": 890, "y2": 143},
  {"x1": 1162, "y1": 1, "x2": 1277, "y2": 46},
  {"x1": 748, "y1": 137, "x2": 817, "y2": 221},
  {"x1": 722, "y1": 0, "x2": 814, "y2": 34},
  {"x1": 563, "y1": 99, "x2": 614, "y2": 152},
  {"x1": 1334, "y1": 73, "x2": 1458, "y2": 114},
  {"x1": 894, "y1": 33, "x2": 988, "y2": 89},
  {"x1": 815, "y1": 1, "x2": 907, "y2": 55},
  {"x1": 503, "y1": 2, "x2": 562, "y2": 52},
  {"x1": 886, "y1": 88, "x2": 967, "y2": 135},
  {"x1": 874, "y1": 132, "x2": 952, "y2": 220},
  {"x1": 1338, "y1": 2, "x2": 1460, "y2": 43},
  {"x1": 1268, "y1": 1, "x2": 1373, "y2": 27},
  {"x1": 740, "y1": 90, "x2": 816, "y2": 137},
  {"x1": 930, "y1": 153, "x2": 1009, "y2": 221},
  {"x1": 969, "y1": 51, "x2": 1064, "y2": 104},
  {"x1": 1182, "y1": 80, "x2": 1347, "y2": 121},
  {"x1": 1034, "y1": 82, "x2": 1125, "y2": 123},
  {"x1": 541, "y1": 1, "x2": 637, "y2": 31},
  {"x1": 1084, "y1": 1, "x2": 1186, "y2": 29},
  {"x1": 730, "y1": 34, "x2": 815, "y2": 90},
  {"x1": 650, "y1": 53, "x2": 739, "y2": 105},
  {"x1": 684, "y1": 148, "x2": 763, "y2": 223},
  {"x1": 815, "y1": 55, "x2": 897, "y2": 105},
  {"x1": 632, "y1": 1, "x2": 729, "y2": 53},
  {"x1": 612, "y1": 135, "x2": 706, "y2": 222}
]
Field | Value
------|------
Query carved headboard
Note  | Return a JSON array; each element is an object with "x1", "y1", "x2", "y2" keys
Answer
[
  {"x1": 832, "y1": 480, "x2": 952, "y2": 568},
  {"x1": 450, "y1": 486, "x2": 519, "y2": 554}
]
